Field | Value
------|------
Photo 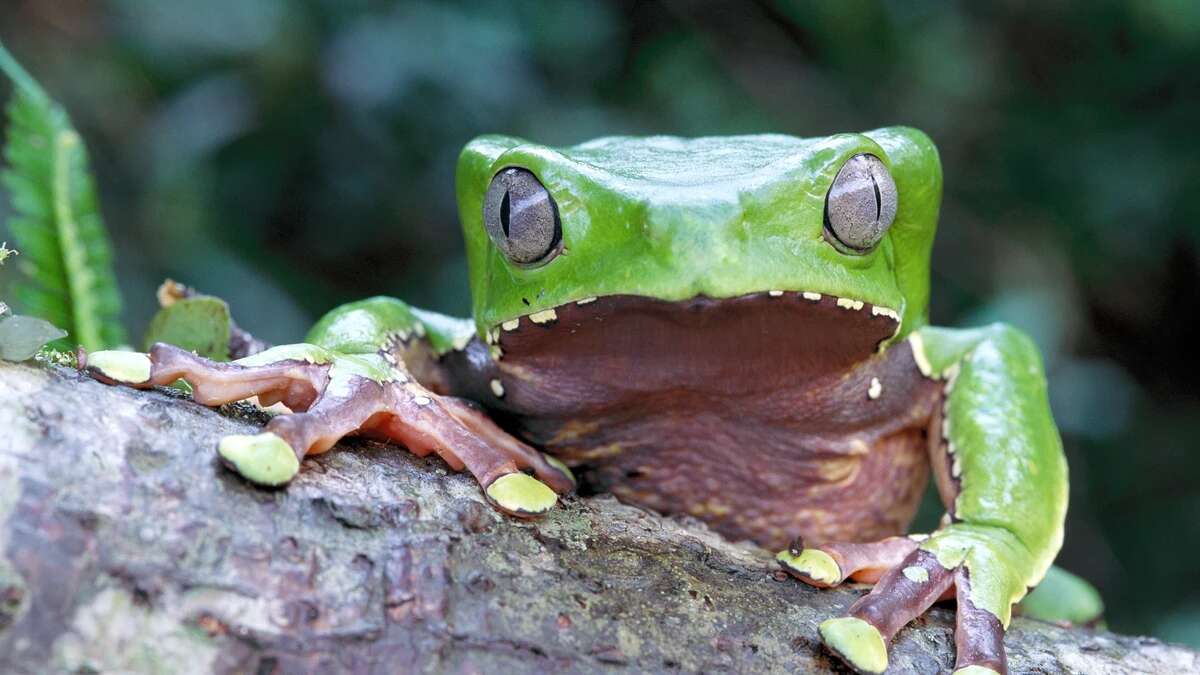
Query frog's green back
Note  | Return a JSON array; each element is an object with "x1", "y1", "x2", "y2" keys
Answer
[{"x1": 455, "y1": 128, "x2": 942, "y2": 341}]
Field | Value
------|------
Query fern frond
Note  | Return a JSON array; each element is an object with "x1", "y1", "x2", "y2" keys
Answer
[{"x1": 0, "y1": 40, "x2": 125, "y2": 350}]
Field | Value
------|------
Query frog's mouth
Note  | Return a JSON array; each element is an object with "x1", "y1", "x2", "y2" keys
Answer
[{"x1": 485, "y1": 291, "x2": 901, "y2": 393}]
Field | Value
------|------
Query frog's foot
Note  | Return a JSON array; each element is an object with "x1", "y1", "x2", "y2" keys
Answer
[
  {"x1": 81, "y1": 345, "x2": 574, "y2": 513},
  {"x1": 782, "y1": 536, "x2": 1010, "y2": 674},
  {"x1": 83, "y1": 343, "x2": 337, "y2": 486}
]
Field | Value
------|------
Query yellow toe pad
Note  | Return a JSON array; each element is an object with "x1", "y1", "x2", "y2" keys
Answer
[
  {"x1": 218, "y1": 432, "x2": 299, "y2": 486},
  {"x1": 777, "y1": 548, "x2": 842, "y2": 586},
  {"x1": 486, "y1": 473, "x2": 558, "y2": 515},
  {"x1": 819, "y1": 617, "x2": 888, "y2": 674},
  {"x1": 88, "y1": 350, "x2": 151, "y2": 383}
]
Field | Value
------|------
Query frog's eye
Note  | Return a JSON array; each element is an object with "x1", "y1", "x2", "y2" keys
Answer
[
  {"x1": 824, "y1": 154, "x2": 898, "y2": 254},
  {"x1": 483, "y1": 168, "x2": 562, "y2": 266}
]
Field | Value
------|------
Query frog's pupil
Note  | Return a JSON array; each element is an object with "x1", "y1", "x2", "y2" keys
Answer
[
  {"x1": 501, "y1": 189, "x2": 511, "y2": 236},
  {"x1": 872, "y1": 176, "x2": 881, "y2": 222}
]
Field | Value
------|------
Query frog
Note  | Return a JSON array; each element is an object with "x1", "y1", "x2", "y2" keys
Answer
[{"x1": 81, "y1": 127, "x2": 1068, "y2": 675}]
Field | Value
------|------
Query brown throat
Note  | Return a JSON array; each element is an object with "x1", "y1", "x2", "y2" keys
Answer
[{"x1": 444, "y1": 292, "x2": 937, "y2": 549}]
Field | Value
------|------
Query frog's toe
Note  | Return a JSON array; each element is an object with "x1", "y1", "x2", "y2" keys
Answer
[
  {"x1": 778, "y1": 536, "x2": 918, "y2": 588},
  {"x1": 217, "y1": 432, "x2": 300, "y2": 487},
  {"x1": 436, "y1": 397, "x2": 576, "y2": 495},
  {"x1": 82, "y1": 350, "x2": 152, "y2": 385},
  {"x1": 777, "y1": 547, "x2": 842, "y2": 587},
  {"x1": 485, "y1": 472, "x2": 558, "y2": 518},
  {"x1": 819, "y1": 617, "x2": 888, "y2": 675}
]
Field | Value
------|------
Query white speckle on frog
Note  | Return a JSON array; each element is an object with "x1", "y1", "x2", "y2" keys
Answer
[
  {"x1": 907, "y1": 332, "x2": 934, "y2": 378},
  {"x1": 502, "y1": 319, "x2": 520, "y2": 331},
  {"x1": 868, "y1": 377, "x2": 883, "y2": 400},
  {"x1": 452, "y1": 332, "x2": 473, "y2": 351},
  {"x1": 871, "y1": 306, "x2": 900, "y2": 321},
  {"x1": 942, "y1": 363, "x2": 962, "y2": 394},
  {"x1": 490, "y1": 379, "x2": 506, "y2": 398},
  {"x1": 802, "y1": 292, "x2": 822, "y2": 302},
  {"x1": 528, "y1": 309, "x2": 558, "y2": 324}
]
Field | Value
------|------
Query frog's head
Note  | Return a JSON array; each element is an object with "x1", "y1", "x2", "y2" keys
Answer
[{"x1": 456, "y1": 128, "x2": 941, "y2": 370}]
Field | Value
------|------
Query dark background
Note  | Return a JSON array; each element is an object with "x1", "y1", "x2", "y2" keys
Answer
[{"x1": 2, "y1": 0, "x2": 1198, "y2": 646}]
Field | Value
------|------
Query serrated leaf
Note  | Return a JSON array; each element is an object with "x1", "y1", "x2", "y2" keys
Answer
[
  {"x1": 144, "y1": 295, "x2": 232, "y2": 361},
  {"x1": 0, "y1": 40, "x2": 126, "y2": 351},
  {"x1": 0, "y1": 314, "x2": 68, "y2": 361}
]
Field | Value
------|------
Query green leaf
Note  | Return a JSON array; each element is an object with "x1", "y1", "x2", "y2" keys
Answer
[
  {"x1": 144, "y1": 295, "x2": 232, "y2": 361},
  {"x1": 1020, "y1": 566, "x2": 1105, "y2": 626},
  {"x1": 0, "y1": 40, "x2": 126, "y2": 351},
  {"x1": 0, "y1": 314, "x2": 68, "y2": 361}
]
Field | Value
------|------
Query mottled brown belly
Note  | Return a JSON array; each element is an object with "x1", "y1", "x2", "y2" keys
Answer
[
  {"x1": 528, "y1": 337, "x2": 942, "y2": 550},
  {"x1": 567, "y1": 425, "x2": 931, "y2": 551}
]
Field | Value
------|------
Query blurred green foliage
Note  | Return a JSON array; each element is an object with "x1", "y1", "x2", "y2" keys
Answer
[
  {"x1": 1, "y1": 0, "x2": 1197, "y2": 646},
  {"x1": 0, "y1": 39, "x2": 127, "y2": 351}
]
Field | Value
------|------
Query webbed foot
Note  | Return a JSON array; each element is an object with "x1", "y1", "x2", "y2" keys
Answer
[
  {"x1": 781, "y1": 528, "x2": 1020, "y2": 674},
  {"x1": 81, "y1": 343, "x2": 574, "y2": 515}
]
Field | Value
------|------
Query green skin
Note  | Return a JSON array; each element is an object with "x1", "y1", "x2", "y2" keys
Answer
[{"x1": 87, "y1": 127, "x2": 1071, "y2": 675}]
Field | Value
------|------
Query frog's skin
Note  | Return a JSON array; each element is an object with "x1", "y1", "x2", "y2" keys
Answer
[{"x1": 84, "y1": 127, "x2": 1068, "y2": 675}]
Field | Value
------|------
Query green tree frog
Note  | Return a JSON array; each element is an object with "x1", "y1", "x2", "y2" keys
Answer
[{"x1": 83, "y1": 128, "x2": 1067, "y2": 674}]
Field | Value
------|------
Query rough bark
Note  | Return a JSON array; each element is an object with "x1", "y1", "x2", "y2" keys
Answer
[{"x1": 0, "y1": 361, "x2": 1194, "y2": 674}]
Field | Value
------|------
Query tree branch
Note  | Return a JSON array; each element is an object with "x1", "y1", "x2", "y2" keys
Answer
[{"x1": 0, "y1": 362, "x2": 1195, "y2": 673}]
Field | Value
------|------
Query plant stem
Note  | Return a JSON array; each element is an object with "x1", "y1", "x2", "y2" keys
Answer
[{"x1": 0, "y1": 38, "x2": 48, "y2": 101}]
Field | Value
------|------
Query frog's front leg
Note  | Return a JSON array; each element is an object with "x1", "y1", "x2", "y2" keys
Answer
[
  {"x1": 780, "y1": 324, "x2": 1068, "y2": 675},
  {"x1": 81, "y1": 321, "x2": 573, "y2": 517}
]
